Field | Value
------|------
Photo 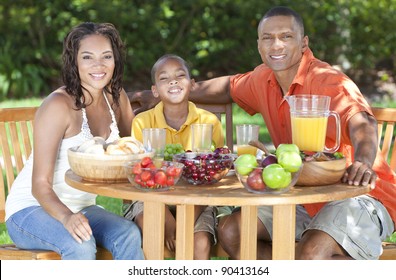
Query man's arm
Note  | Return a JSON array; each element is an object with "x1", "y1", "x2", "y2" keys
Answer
[
  {"x1": 342, "y1": 111, "x2": 378, "y2": 187},
  {"x1": 127, "y1": 76, "x2": 233, "y2": 115},
  {"x1": 190, "y1": 76, "x2": 233, "y2": 104},
  {"x1": 127, "y1": 90, "x2": 161, "y2": 115}
]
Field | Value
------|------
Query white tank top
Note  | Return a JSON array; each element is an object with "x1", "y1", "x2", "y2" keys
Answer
[{"x1": 5, "y1": 93, "x2": 120, "y2": 220}]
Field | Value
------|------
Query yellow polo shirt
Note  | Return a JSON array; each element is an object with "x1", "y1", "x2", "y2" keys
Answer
[{"x1": 131, "y1": 101, "x2": 224, "y2": 150}]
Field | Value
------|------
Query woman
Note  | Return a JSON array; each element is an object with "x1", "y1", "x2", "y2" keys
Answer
[{"x1": 5, "y1": 22, "x2": 144, "y2": 260}]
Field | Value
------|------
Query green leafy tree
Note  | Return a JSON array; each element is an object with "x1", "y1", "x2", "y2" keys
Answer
[{"x1": 1, "y1": 0, "x2": 395, "y2": 101}]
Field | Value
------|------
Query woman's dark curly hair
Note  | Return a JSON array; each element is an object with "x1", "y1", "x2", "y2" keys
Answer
[{"x1": 62, "y1": 22, "x2": 125, "y2": 110}]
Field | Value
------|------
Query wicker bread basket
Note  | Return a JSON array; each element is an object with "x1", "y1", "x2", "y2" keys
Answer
[{"x1": 68, "y1": 146, "x2": 154, "y2": 182}]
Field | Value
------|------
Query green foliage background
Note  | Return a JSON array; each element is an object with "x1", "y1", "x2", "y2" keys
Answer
[{"x1": 1, "y1": 0, "x2": 395, "y2": 101}]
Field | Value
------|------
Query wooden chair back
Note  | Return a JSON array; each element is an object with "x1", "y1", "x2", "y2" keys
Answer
[
  {"x1": 0, "y1": 107, "x2": 37, "y2": 223},
  {"x1": 372, "y1": 107, "x2": 396, "y2": 260},
  {"x1": 0, "y1": 107, "x2": 111, "y2": 260},
  {"x1": 372, "y1": 107, "x2": 396, "y2": 172}
]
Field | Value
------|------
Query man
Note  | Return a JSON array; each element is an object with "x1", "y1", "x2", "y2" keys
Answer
[{"x1": 130, "y1": 6, "x2": 396, "y2": 260}]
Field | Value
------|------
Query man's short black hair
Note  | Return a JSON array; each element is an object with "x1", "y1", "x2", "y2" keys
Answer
[{"x1": 260, "y1": 6, "x2": 305, "y2": 37}]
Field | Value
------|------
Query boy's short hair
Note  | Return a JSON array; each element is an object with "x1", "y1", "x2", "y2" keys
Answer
[{"x1": 151, "y1": 54, "x2": 191, "y2": 84}]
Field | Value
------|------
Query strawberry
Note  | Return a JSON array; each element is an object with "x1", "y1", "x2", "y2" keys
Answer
[
  {"x1": 166, "y1": 166, "x2": 182, "y2": 177},
  {"x1": 146, "y1": 179, "x2": 155, "y2": 188},
  {"x1": 133, "y1": 174, "x2": 142, "y2": 185},
  {"x1": 154, "y1": 170, "x2": 167, "y2": 186},
  {"x1": 140, "y1": 157, "x2": 153, "y2": 168},
  {"x1": 166, "y1": 176, "x2": 175, "y2": 186},
  {"x1": 132, "y1": 163, "x2": 142, "y2": 174},
  {"x1": 140, "y1": 170, "x2": 152, "y2": 182}
]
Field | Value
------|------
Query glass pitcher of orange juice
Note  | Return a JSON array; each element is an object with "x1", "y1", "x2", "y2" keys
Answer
[{"x1": 285, "y1": 95, "x2": 340, "y2": 153}]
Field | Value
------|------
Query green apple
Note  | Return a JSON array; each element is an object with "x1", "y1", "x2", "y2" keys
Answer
[
  {"x1": 262, "y1": 163, "x2": 291, "y2": 189},
  {"x1": 277, "y1": 151, "x2": 302, "y2": 172},
  {"x1": 234, "y1": 154, "x2": 258, "y2": 175},
  {"x1": 275, "y1": 143, "x2": 300, "y2": 158}
]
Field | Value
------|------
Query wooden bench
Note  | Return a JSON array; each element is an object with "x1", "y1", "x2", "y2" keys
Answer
[
  {"x1": 372, "y1": 107, "x2": 396, "y2": 260},
  {"x1": 0, "y1": 107, "x2": 112, "y2": 260}
]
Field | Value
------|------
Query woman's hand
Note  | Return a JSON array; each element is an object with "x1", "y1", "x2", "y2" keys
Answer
[{"x1": 62, "y1": 212, "x2": 93, "y2": 244}]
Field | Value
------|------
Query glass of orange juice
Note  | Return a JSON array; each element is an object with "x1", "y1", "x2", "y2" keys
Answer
[{"x1": 236, "y1": 124, "x2": 259, "y2": 156}]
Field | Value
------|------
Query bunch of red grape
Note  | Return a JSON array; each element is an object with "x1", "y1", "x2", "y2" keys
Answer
[{"x1": 173, "y1": 150, "x2": 233, "y2": 185}]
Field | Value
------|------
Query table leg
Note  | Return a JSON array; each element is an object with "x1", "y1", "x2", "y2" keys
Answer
[
  {"x1": 143, "y1": 201, "x2": 165, "y2": 260},
  {"x1": 240, "y1": 205, "x2": 257, "y2": 260},
  {"x1": 272, "y1": 204, "x2": 296, "y2": 260},
  {"x1": 175, "y1": 204, "x2": 194, "y2": 260}
]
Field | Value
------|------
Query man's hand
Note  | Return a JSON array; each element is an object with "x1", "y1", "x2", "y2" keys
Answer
[
  {"x1": 342, "y1": 161, "x2": 376, "y2": 189},
  {"x1": 343, "y1": 111, "x2": 378, "y2": 189},
  {"x1": 127, "y1": 90, "x2": 160, "y2": 115}
]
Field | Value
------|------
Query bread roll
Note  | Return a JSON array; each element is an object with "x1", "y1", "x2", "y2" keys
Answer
[
  {"x1": 106, "y1": 144, "x2": 127, "y2": 155},
  {"x1": 77, "y1": 139, "x2": 96, "y2": 153},
  {"x1": 84, "y1": 144, "x2": 105, "y2": 154}
]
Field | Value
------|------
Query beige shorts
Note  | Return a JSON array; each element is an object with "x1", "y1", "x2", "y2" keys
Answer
[
  {"x1": 253, "y1": 195, "x2": 394, "y2": 260},
  {"x1": 123, "y1": 201, "x2": 218, "y2": 244}
]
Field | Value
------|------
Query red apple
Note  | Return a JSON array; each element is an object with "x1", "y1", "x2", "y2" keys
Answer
[{"x1": 246, "y1": 169, "x2": 266, "y2": 191}]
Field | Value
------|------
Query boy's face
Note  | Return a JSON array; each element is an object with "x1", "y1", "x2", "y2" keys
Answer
[{"x1": 151, "y1": 58, "x2": 195, "y2": 105}]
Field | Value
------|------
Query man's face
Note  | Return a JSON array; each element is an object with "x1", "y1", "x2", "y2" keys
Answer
[{"x1": 257, "y1": 15, "x2": 308, "y2": 73}]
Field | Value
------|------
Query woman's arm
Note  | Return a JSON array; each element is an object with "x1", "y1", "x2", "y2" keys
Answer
[{"x1": 32, "y1": 93, "x2": 92, "y2": 243}]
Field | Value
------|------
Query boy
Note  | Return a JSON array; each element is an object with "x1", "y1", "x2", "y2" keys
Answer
[{"x1": 124, "y1": 54, "x2": 224, "y2": 259}]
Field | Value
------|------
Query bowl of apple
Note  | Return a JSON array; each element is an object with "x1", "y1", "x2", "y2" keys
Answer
[
  {"x1": 172, "y1": 148, "x2": 234, "y2": 185},
  {"x1": 234, "y1": 144, "x2": 303, "y2": 194}
]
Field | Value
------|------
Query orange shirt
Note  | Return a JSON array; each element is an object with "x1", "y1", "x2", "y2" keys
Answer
[{"x1": 230, "y1": 48, "x2": 396, "y2": 225}]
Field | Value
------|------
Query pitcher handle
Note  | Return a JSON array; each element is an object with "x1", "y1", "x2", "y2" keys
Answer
[{"x1": 324, "y1": 111, "x2": 340, "y2": 154}]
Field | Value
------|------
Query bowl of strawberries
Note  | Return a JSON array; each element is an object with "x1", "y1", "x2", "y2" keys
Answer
[{"x1": 124, "y1": 157, "x2": 184, "y2": 191}]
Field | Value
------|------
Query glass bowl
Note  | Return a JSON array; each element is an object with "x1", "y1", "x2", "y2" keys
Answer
[
  {"x1": 124, "y1": 157, "x2": 184, "y2": 191},
  {"x1": 234, "y1": 160, "x2": 302, "y2": 194},
  {"x1": 172, "y1": 152, "x2": 234, "y2": 185}
]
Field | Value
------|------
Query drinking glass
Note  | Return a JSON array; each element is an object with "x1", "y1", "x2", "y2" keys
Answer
[
  {"x1": 191, "y1": 124, "x2": 213, "y2": 152},
  {"x1": 236, "y1": 124, "x2": 259, "y2": 156}
]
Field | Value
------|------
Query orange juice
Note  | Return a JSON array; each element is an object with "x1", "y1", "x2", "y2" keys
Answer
[
  {"x1": 291, "y1": 116, "x2": 328, "y2": 152},
  {"x1": 237, "y1": 145, "x2": 258, "y2": 156}
]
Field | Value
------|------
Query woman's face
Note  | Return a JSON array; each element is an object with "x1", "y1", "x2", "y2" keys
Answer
[{"x1": 77, "y1": 34, "x2": 115, "y2": 93}]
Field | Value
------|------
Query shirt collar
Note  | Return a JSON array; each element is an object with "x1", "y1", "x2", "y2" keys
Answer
[
  {"x1": 293, "y1": 47, "x2": 314, "y2": 87},
  {"x1": 267, "y1": 47, "x2": 315, "y2": 91},
  {"x1": 152, "y1": 101, "x2": 200, "y2": 128}
]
